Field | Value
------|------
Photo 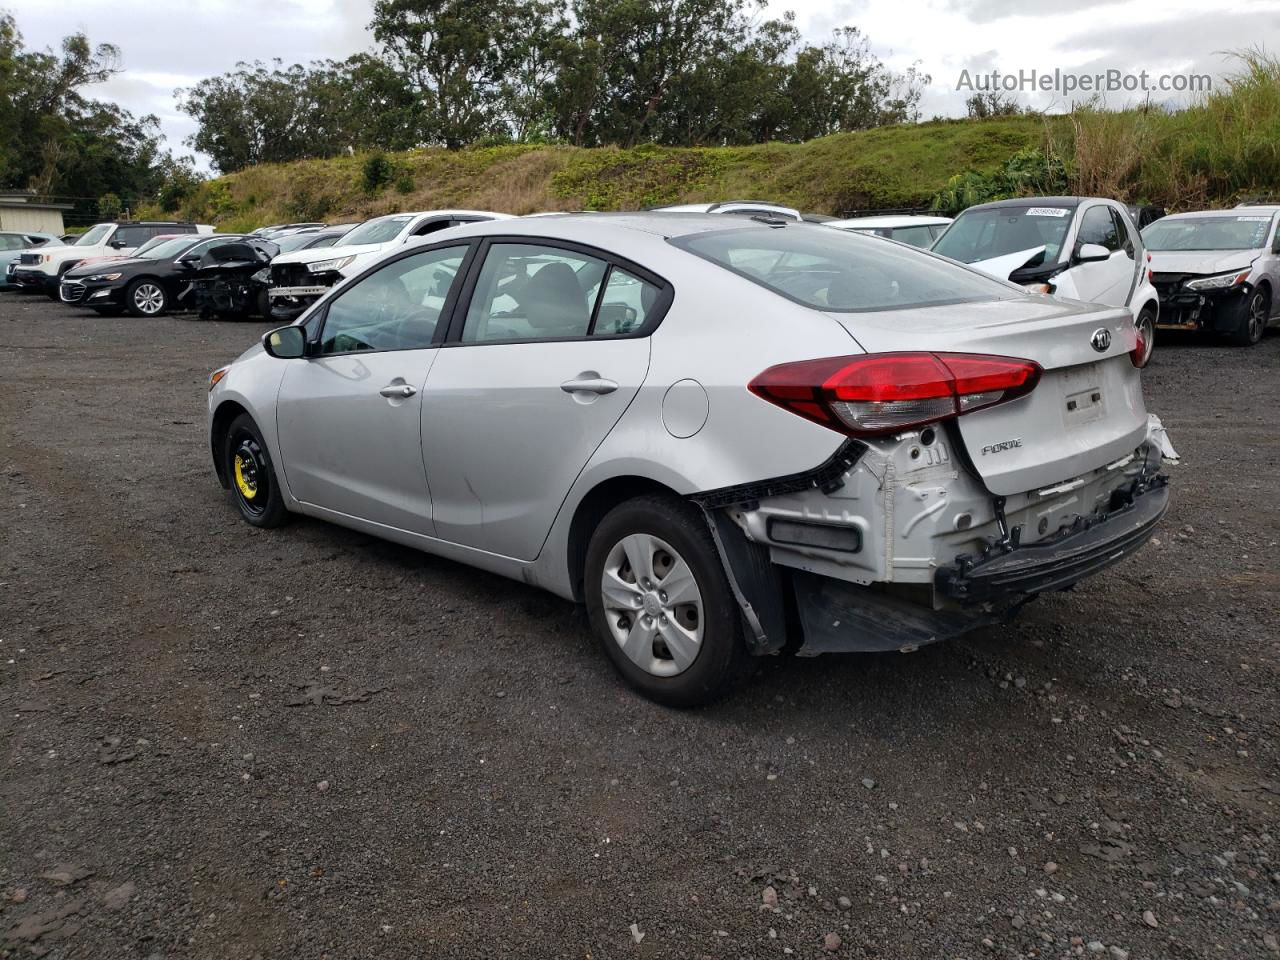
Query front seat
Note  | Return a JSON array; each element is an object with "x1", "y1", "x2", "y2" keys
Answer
[{"x1": 520, "y1": 262, "x2": 590, "y2": 337}]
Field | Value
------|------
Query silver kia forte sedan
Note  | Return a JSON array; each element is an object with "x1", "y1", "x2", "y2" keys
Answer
[{"x1": 208, "y1": 213, "x2": 1169, "y2": 706}]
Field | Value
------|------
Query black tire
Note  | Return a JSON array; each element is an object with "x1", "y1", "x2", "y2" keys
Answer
[
  {"x1": 222, "y1": 413, "x2": 289, "y2": 528},
  {"x1": 584, "y1": 495, "x2": 749, "y2": 707},
  {"x1": 1227, "y1": 285, "x2": 1268, "y2": 346},
  {"x1": 1135, "y1": 304, "x2": 1156, "y2": 365},
  {"x1": 125, "y1": 278, "x2": 169, "y2": 317}
]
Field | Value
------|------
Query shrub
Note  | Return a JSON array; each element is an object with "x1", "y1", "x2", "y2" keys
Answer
[{"x1": 361, "y1": 152, "x2": 394, "y2": 193}]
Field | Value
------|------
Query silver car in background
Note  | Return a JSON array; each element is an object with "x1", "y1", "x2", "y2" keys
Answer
[
  {"x1": 1143, "y1": 203, "x2": 1280, "y2": 346},
  {"x1": 208, "y1": 214, "x2": 1170, "y2": 706}
]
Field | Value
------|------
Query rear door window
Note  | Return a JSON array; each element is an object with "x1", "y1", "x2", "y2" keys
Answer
[{"x1": 461, "y1": 243, "x2": 606, "y2": 342}]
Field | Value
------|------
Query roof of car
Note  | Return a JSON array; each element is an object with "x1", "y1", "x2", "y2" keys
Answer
[
  {"x1": 450, "y1": 211, "x2": 836, "y2": 242},
  {"x1": 962, "y1": 197, "x2": 1087, "y2": 213},
  {"x1": 1161, "y1": 206, "x2": 1280, "y2": 219},
  {"x1": 826, "y1": 215, "x2": 953, "y2": 229}
]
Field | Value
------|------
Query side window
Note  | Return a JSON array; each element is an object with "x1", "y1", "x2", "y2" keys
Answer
[
  {"x1": 461, "y1": 243, "x2": 606, "y2": 342},
  {"x1": 0, "y1": 235, "x2": 22, "y2": 250},
  {"x1": 319, "y1": 245, "x2": 467, "y2": 355},
  {"x1": 113, "y1": 226, "x2": 150, "y2": 248},
  {"x1": 413, "y1": 218, "x2": 452, "y2": 237},
  {"x1": 1077, "y1": 206, "x2": 1121, "y2": 252},
  {"x1": 593, "y1": 268, "x2": 662, "y2": 336},
  {"x1": 1111, "y1": 209, "x2": 1135, "y2": 257},
  {"x1": 929, "y1": 224, "x2": 948, "y2": 241}
]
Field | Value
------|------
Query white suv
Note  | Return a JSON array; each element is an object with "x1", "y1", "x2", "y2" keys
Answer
[
  {"x1": 10, "y1": 221, "x2": 211, "y2": 298},
  {"x1": 267, "y1": 210, "x2": 511, "y2": 320}
]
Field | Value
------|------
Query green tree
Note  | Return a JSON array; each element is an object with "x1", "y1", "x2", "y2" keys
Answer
[{"x1": 371, "y1": 0, "x2": 566, "y2": 149}]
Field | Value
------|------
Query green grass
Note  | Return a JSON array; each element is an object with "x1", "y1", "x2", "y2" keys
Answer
[{"x1": 148, "y1": 55, "x2": 1280, "y2": 228}]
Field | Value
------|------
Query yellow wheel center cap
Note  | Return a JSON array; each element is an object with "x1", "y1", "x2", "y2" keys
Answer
[{"x1": 234, "y1": 454, "x2": 257, "y2": 499}]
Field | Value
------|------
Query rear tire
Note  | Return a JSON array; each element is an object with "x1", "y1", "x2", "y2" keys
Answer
[
  {"x1": 1227, "y1": 286, "x2": 1268, "y2": 346},
  {"x1": 584, "y1": 495, "x2": 749, "y2": 707},
  {"x1": 222, "y1": 413, "x2": 289, "y2": 528}
]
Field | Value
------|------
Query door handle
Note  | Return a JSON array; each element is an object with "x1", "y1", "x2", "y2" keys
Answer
[
  {"x1": 560, "y1": 376, "x2": 618, "y2": 396},
  {"x1": 379, "y1": 383, "x2": 417, "y2": 398}
]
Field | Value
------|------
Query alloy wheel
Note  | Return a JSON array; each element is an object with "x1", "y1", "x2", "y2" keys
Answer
[
  {"x1": 600, "y1": 533, "x2": 703, "y2": 677},
  {"x1": 133, "y1": 283, "x2": 164, "y2": 315},
  {"x1": 1248, "y1": 293, "x2": 1267, "y2": 343}
]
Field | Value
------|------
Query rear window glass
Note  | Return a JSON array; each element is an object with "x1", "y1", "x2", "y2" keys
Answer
[{"x1": 670, "y1": 226, "x2": 1015, "y2": 312}]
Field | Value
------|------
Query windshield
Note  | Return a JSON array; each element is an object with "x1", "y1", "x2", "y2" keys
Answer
[
  {"x1": 339, "y1": 216, "x2": 411, "y2": 247},
  {"x1": 75, "y1": 224, "x2": 113, "y2": 247},
  {"x1": 670, "y1": 225, "x2": 1016, "y2": 312},
  {"x1": 141, "y1": 237, "x2": 200, "y2": 259},
  {"x1": 932, "y1": 206, "x2": 1074, "y2": 267},
  {"x1": 1142, "y1": 215, "x2": 1273, "y2": 251},
  {"x1": 276, "y1": 232, "x2": 330, "y2": 253}
]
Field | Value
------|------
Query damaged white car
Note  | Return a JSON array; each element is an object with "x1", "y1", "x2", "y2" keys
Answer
[
  {"x1": 932, "y1": 197, "x2": 1159, "y2": 364},
  {"x1": 208, "y1": 214, "x2": 1171, "y2": 706}
]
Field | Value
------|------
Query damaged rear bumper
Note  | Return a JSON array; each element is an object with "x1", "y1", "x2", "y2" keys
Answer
[{"x1": 935, "y1": 477, "x2": 1168, "y2": 604}]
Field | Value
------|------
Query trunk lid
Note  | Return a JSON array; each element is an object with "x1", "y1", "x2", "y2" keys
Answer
[{"x1": 826, "y1": 296, "x2": 1148, "y2": 495}]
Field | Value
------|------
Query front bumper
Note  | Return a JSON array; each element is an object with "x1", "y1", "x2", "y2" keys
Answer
[
  {"x1": 10, "y1": 268, "x2": 55, "y2": 292},
  {"x1": 936, "y1": 477, "x2": 1168, "y2": 603},
  {"x1": 60, "y1": 279, "x2": 123, "y2": 307},
  {"x1": 1152, "y1": 277, "x2": 1249, "y2": 330}
]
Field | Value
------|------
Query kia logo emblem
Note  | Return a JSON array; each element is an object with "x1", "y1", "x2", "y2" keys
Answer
[{"x1": 1090, "y1": 328, "x2": 1112, "y2": 352}]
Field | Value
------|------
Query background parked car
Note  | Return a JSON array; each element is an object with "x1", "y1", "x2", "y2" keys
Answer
[
  {"x1": 932, "y1": 196, "x2": 1158, "y2": 363},
  {"x1": 267, "y1": 210, "x2": 511, "y2": 321},
  {"x1": 60, "y1": 234, "x2": 247, "y2": 316},
  {"x1": 9, "y1": 221, "x2": 207, "y2": 298},
  {"x1": 824, "y1": 214, "x2": 953, "y2": 248},
  {"x1": 1143, "y1": 203, "x2": 1280, "y2": 346},
  {"x1": 0, "y1": 231, "x2": 60, "y2": 289},
  {"x1": 192, "y1": 238, "x2": 280, "y2": 320},
  {"x1": 270, "y1": 226, "x2": 356, "y2": 255}
]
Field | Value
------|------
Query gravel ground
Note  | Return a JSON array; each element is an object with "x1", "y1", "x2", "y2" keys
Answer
[{"x1": 1, "y1": 294, "x2": 1277, "y2": 960}]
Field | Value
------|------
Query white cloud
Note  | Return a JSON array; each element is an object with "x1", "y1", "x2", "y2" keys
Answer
[{"x1": 9, "y1": 0, "x2": 1280, "y2": 170}]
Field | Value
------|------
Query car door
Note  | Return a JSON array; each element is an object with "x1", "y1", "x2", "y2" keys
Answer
[
  {"x1": 274, "y1": 243, "x2": 473, "y2": 535},
  {"x1": 420, "y1": 239, "x2": 666, "y2": 560},
  {"x1": 1062, "y1": 204, "x2": 1132, "y2": 307}
]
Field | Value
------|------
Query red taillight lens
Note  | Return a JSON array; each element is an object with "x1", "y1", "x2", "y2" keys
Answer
[
  {"x1": 749, "y1": 352, "x2": 1041, "y2": 436},
  {"x1": 1130, "y1": 327, "x2": 1150, "y2": 368}
]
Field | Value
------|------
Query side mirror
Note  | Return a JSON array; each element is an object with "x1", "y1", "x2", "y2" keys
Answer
[
  {"x1": 109, "y1": 238, "x2": 127, "y2": 249},
  {"x1": 262, "y1": 325, "x2": 307, "y2": 359},
  {"x1": 177, "y1": 255, "x2": 199, "y2": 267},
  {"x1": 1076, "y1": 243, "x2": 1111, "y2": 263}
]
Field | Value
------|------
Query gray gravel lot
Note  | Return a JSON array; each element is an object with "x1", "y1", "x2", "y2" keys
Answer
[{"x1": 1, "y1": 294, "x2": 1278, "y2": 960}]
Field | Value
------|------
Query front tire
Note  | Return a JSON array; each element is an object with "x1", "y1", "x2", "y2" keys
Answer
[
  {"x1": 126, "y1": 279, "x2": 168, "y2": 317},
  {"x1": 222, "y1": 413, "x2": 289, "y2": 528},
  {"x1": 585, "y1": 495, "x2": 748, "y2": 707},
  {"x1": 1227, "y1": 286, "x2": 1268, "y2": 346}
]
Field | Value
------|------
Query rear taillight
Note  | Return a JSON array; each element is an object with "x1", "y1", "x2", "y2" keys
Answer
[
  {"x1": 1130, "y1": 327, "x2": 1150, "y2": 368},
  {"x1": 749, "y1": 352, "x2": 1041, "y2": 436}
]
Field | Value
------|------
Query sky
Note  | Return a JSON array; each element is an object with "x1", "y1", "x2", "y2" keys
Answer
[{"x1": 10, "y1": 0, "x2": 1280, "y2": 170}]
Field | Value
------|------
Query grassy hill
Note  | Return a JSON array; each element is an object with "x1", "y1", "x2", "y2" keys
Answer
[
  {"x1": 161, "y1": 115, "x2": 1051, "y2": 230},
  {"x1": 157, "y1": 53, "x2": 1280, "y2": 230}
]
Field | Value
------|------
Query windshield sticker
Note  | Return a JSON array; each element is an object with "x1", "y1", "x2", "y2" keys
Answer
[
  {"x1": 1236, "y1": 216, "x2": 1271, "y2": 222},
  {"x1": 1026, "y1": 207, "x2": 1070, "y2": 217}
]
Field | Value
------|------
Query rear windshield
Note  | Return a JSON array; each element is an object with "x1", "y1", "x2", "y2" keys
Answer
[
  {"x1": 1142, "y1": 215, "x2": 1273, "y2": 251},
  {"x1": 932, "y1": 206, "x2": 1075, "y2": 267},
  {"x1": 670, "y1": 225, "x2": 1016, "y2": 312}
]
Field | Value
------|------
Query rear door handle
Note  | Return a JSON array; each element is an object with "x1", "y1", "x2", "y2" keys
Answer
[
  {"x1": 379, "y1": 383, "x2": 417, "y2": 398},
  {"x1": 560, "y1": 377, "x2": 618, "y2": 396}
]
